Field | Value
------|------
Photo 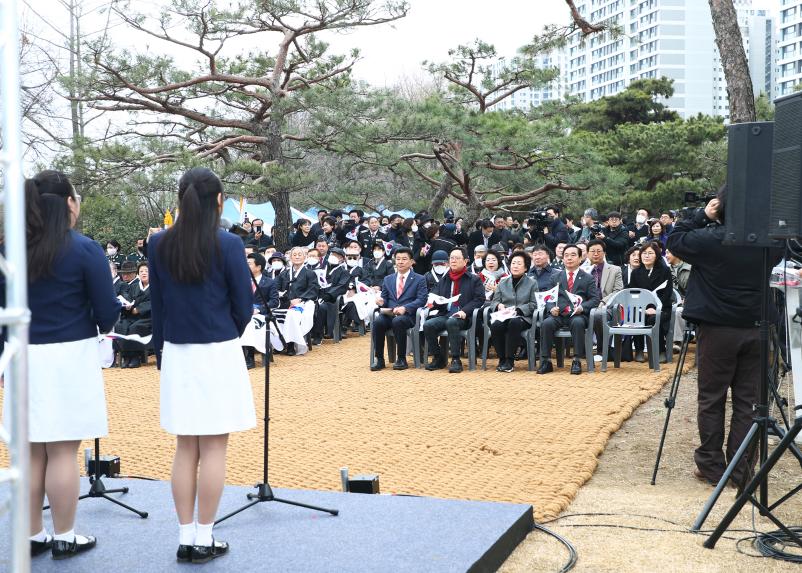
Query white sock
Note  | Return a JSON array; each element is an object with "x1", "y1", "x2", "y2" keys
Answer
[
  {"x1": 179, "y1": 522, "x2": 196, "y2": 546},
  {"x1": 53, "y1": 529, "x2": 75, "y2": 543},
  {"x1": 195, "y1": 522, "x2": 213, "y2": 547},
  {"x1": 30, "y1": 529, "x2": 50, "y2": 542}
]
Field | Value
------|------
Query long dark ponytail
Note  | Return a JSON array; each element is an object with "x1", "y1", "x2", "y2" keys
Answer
[
  {"x1": 159, "y1": 167, "x2": 222, "y2": 283},
  {"x1": 26, "y1": 170, "x2": 76, "y2": 282}
]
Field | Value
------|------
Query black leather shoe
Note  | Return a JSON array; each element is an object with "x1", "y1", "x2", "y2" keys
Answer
[
  {"x1": 190, "y1": 539, "x2": 229, "y2": 564},
  {"x1": 128, "y1": 356, "x2": 141, "y2": 369},
  {"x1": 286, "y1": 343, "x2": 297, "y2": 356},
  {"x1": 392, "y1": 359, "x2": 409, "y2": 370},
  {"x1": 31, "y1": 537, "x2": 53, "y2": 557},
  {"x1": 425, "y1": 355, "x2": 446, "y2": 371},
  {"x1": 370, "y1": 359, "x2": 386, "y2": 371},
  {"x1": 51, "y1": 535, "x2": 96, "y2": 560},
  {"x1": 176, "y1": 544, "x2": 192, "y2": 562},
  {"x1": 570, "y1": 359, "x2": 582, "y2": 375},
  {"x1": 536, "y1": 360, "x2": 554, "y2": 375},
  {"x1": 448, "y1": 358, "x2": 463, "y2": 373}
]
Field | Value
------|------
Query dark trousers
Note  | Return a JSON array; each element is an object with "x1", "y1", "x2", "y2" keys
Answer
[
  {"x1": 695, "y1": 323, "x2": 760, "y2": 483},
  {"x1": 540, "y1": 314, "x2": 588, "y2": 360},
  {"x1": 490, "y1": 317, "x2": 527, "y2": 360},
  {"x1": 423, "y1": 315, "x2": 469, "y2": 358},
  {"x1": 114, "y1": 318, "x2": 151, "y2": 357},
  {"x1": 342, "y1": 301, "x2": 360, "y2": 326},
  {"x1": 372, "y1": 313, "x2": 415, "y2": 361},
  {"x1": 315, "y1": 300, "x2": 338, "y2": 337}
]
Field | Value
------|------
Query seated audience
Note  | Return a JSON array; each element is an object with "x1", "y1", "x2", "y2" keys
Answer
[
  {"x1": 629, "y1": 241, "x2": 673, "y2": 362},
  {"x1": 423, "y1": 247, "x2": 485, "y2": 373},
  {"x1": 489, "y1": 251, "x2": 539, "y2": 373},
  {"x1": 243, "y1": 252, "x2": 279, "y2": 368},
  {"x1": 479, "y1": 251, "x2": 508, "y2": 300},
  {"x1": 114, "y1": 262, "x2": 152, "y2": 368},
  {"x1": 538, "y1": 244, "x2": 600, "y2": 375},
  {"x1": 371, "y1": 247, "x2": 428, "y2": 371}
]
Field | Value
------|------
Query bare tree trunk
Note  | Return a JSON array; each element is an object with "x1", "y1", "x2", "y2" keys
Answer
[
  {"x1": 708, "y1": 0, "x2": 755, "y2": 124},
  {"x1": 427, "y1": 175, "x2": 453, "y2": 217},
  {"x1": 263, "y1": 116, "x2": 292, "y2": 250},
  {"x1": 466, "y1": 196, "x2": 483, "y2": 225},
  {"x1": 68, "y1": 0, "x2": 86, "y2": 193}
]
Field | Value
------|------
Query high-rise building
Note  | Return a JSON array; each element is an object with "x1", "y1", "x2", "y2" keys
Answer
[
  {"x1": 489, "y1": 50, "x2": 568, "y2": 111},
  {"x1": 564, "y1": 0, "x2": 774, "y2": 119},
  {"x1": 776, "y1": 0, "x2": 802, "y2": 97}
]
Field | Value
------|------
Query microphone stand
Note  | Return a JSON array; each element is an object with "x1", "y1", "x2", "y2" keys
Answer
[{"x1": 215, "y1": 271, "x2": 338, "y2": 525}]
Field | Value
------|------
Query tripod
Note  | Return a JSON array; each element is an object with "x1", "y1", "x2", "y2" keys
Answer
[
  {"x1": 44, "y1": 437, "x2": 148, "y2": 518},
  {"x1": 692, "y1": 248, "x2": 802, "y2": 549},
  {"x1": 651, "y1": 322, "x2": 695, "y2": 485},
  {"x1": 215, "y1": 273, "x2": 338, "y2": 525}
]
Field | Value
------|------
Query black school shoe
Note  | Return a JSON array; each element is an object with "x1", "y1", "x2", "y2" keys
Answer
[
  {"x1": 51, "y1": 535, "x2": 96, "y2": 560},
  {"x1": 30, "y1": 536, "x2": 53, "y2": 557},
  {"x1": 177, "y1": 544, "x2": 193, "y2": 562},
  {"x1": 190, "y1": 539, "x2": 229, "y2": 564}
]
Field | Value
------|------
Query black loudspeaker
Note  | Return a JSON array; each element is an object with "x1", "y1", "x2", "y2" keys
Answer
[
  {"x1": 769, "y1": 91, "x2": 802, "y2": 240},
  {"x1": 723, "y1": 121, "x2": 776, "y2": 247}
]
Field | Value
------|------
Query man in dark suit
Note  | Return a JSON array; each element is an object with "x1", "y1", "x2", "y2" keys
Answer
[
  {"x1": 467, "y1": 219, "x2": 501, "y2": 259},
  {"x1": 422, "y1": 246, "x2": 485, "y2": 373},
  {"x1": 371, "y1": 246, "x2": 428, "y2": 371},
  {"x1": 244, "y1": 252, "x2": 280, "y2": 368},
  {"x1": 538, "y1": 244, "x2": 600, "y2": 375}
]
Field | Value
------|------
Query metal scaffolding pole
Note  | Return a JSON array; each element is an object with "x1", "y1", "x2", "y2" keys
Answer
[{"x1": 0, "y1": 0, "x2": 32, "y2": 571}]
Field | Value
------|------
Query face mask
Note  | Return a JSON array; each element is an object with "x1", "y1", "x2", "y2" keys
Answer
[
  {"x1": 373, "y1": 251, "x2": 384, "y2": 260},
  {"x1": 307, "y1": 258, "x2": 319, "y2": 266},
  {"x1": 271, "y1": 261, "x2": 284, "y2": 271},
  {"x1": 636, "y1": 215, "x2": 647, "y2": 225},
  {"x1": 474, "y1": 258, "x2": 484, "y2": 268},
  {"x1": 423, "y1": 222, "x2": 432, "y2": 229},
  {"x1": 432, "y1": 265, "x2": 448, "y2": 275},
  {"x1": 346, "y1": 258, "x2": 359, "y2": 268},
  {"x1": 411, "y1": 224, "x2": 418, "y2": 233},
  {"x1": 329, "y1": 257, "x2": 342, "y2": 266},
  {"x1": 107, "y1": 248, "x2": 117, "y2": 256}
]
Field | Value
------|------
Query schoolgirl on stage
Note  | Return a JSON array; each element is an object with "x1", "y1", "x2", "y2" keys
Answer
[
  {"x1": 2, "y1": 170, "x2": 122, "y2": 559},
  {"x1": 148, "y1": 167, "x2": 256, "y2": 563}
]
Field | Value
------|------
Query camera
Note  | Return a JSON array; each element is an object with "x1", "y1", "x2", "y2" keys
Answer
[
  {"x1": 590, "y1": 223, "x2": 605, "y2": 237},
  {"x1": 683, "y1": 191, "x2": 716, "y2": 205},
  {"x1": 527, "y1": 208, "x2": 550, "y2": 237}
]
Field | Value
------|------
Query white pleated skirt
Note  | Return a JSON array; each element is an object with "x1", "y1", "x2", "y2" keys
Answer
[
  {"x1": 160, "y1": 338, "x2": 256, "y2": 435},
  {"x1": 2, "y1": 337, "x2": 108, "y2": 442}
]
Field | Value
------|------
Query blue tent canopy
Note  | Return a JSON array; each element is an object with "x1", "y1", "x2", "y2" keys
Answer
[{"x1": 222, "y1": 198, "x2": 307, "y2": 228}]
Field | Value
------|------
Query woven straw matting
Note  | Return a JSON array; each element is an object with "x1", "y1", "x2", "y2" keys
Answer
[{"x1": 1, "y1": 336, "x2": 685, "y2": 521}]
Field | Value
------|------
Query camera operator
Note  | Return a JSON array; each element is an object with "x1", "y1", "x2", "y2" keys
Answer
[
  {"x1": 592, "y1": 211, "x2": 629, "y2": 267},
  {"x1": 666, "y1": 187, "x2": 781, "y2": 487},
  {"x1": 248, "y1": 218, "x2": 274, "y2": 250},
  {"x1": 541, "y1": 206, "x2": 569, "y2": 251}
]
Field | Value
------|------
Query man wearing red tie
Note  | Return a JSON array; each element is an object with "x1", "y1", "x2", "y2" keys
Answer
[
  {"x1": 538, "y1": 244, "x2": 601, "y2": 375},
  {"x1": 371, "y1": 247, "x2": 428, "y2": 371}
]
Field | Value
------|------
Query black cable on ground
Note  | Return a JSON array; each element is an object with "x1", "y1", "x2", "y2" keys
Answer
[{"x1": 532, "y1": 522, "x2": 578, "y2": 573}]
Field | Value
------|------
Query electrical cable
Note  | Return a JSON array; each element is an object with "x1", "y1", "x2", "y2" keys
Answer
[{"x1": 531, "y1": 522, "x2": 578, "y2": 573}]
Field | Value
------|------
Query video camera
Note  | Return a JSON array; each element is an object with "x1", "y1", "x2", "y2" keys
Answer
[
  {"x1": 678, "y1": 191, "x2": 717, "y2": 220},
  {"x1": 527, "y1": 207, "x2": 551, "y2": 237},
  {"x1": 220, "y1": 218, "x2": 251, "y2": 238},
  {"x1": 589, "y1": 223, "x2": 605, "y2": 237}
]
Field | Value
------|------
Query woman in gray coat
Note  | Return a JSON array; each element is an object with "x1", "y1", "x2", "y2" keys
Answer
[{"x1": 490, "y1": 251, "x2": 539, "y2": 372}]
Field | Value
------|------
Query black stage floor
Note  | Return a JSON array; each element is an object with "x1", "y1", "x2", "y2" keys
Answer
[{"x1": 0, "y1": 478, "x2": 533, "y2": 572}]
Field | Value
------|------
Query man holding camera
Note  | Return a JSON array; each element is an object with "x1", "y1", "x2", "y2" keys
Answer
[
  {"x1": 249, "y1": 218, "x2": 274, "y2": 250},
  {"x1": 592, "y1": 212, "x2": 630, "y2": 267},
  {"x1": 666, "y1": 189, "x2": 780, "y2": 487}
]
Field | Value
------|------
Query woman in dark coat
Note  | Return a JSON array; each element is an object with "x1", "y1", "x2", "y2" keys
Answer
[{"x1": 629, "y1": 241, "x2": 672, "y2": 362}]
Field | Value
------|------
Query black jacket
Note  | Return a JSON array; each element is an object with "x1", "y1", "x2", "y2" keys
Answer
[
  {"x1": 666, "y1": 212, "x2": 780, "y2": 328},
  {"x1": 276, "y1": 265, "x2": 320, "y2": 303},
  {"x1": 602, "y1": 224, "x2": 630, "y2": 267},
  {"x1": 253, "y1": 274, "x2": 280, "y2": 315},
  {"x1": 429, "y1": 271, "x2": 486, "y2": 325},
  {"x1": 544, "y1": 219, "x2": 569, "y2": 250},
  {"x1": 467, "y1": 230, "x2": 501, "y2": 258},
  {"x1": 364, "y1": 257, "x2": 394, "y2": 288},
  {"x1": 629, "y1": 263, "x2": 673, "y2": 314},
  {"x1": 319, "y1": 265, "x2": 351, "y2": 303},
  {"x1": 358, "y1": 229, "x2": 388, "y2": 253}
]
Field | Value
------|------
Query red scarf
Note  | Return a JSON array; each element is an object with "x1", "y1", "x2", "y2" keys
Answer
[{"x1": 448, "y1": 267, "x2": 468, "y2": 299}]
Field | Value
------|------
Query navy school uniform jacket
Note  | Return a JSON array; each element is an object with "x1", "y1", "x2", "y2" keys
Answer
[
  {"x1": 8, "y1": 230, "x2": 122, "y2": 344},
  {"x1": 148, "y1": 230, "x2": 253, "y2": 363}
]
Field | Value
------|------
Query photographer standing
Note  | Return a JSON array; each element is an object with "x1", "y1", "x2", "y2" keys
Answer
[
  {"x1": 595, "y1": 212, "x2": 629, "y2": 267},
  {"x1": 541, "y1": 206, "x2": 569, "y2": 251},
  {"x1": 666, "y1": 189, "x2": 780, "y2": 487}
]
